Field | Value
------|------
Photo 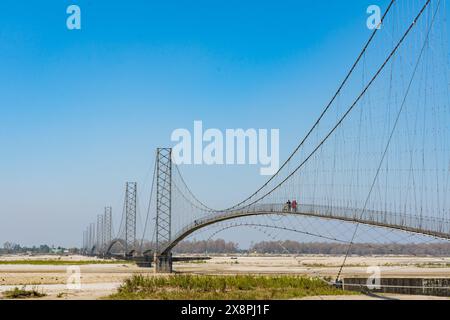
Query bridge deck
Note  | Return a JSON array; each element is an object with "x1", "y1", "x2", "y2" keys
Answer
[{"x1": 160, "y1": 204, "x2": 450, "y2": 255}]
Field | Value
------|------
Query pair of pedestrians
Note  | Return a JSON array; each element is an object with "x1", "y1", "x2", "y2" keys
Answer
[{"x1": 284, "y1": 200, "x2": 298, "y2": 212}]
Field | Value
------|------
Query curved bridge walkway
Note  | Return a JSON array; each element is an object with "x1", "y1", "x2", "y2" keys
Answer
[{"x1": 159, "y1": 203, "x2": 450, "y2": 256}]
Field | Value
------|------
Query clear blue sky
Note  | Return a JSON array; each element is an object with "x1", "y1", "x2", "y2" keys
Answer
[{"x1": 0, "y1": 0, "x2": 396, "y2": 247}]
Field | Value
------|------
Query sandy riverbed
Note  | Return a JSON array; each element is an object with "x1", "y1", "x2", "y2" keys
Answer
[{"x1": 1, "y1": 254, "x2": 450, "y2": 299}]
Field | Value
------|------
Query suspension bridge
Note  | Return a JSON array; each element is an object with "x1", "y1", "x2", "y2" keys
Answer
[{"x1": 81, "y1": 0, "x2": 450, "y2": 277}]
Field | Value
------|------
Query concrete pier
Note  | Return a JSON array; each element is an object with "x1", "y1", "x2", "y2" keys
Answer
[{"x1": 154, "y1": 252, "x2": 173, "y2": 273}]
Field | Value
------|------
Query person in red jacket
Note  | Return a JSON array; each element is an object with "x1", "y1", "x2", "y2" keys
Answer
[{"x1": 291, "y1": 200, "x2": 298, "y2": 212}]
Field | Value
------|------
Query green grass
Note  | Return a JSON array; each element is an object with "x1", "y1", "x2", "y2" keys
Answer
[
  {"x1": 109, "y1": 274, "x2": 356, "y2": 300},
  {"x1": 2, "y1": 287, "x2": 47, "y2": 299},
  {"x1": 300, "y1": 263, "x2": 369, "y2": 268},
  {"x1": 184, "y1": 260, "x2": 207, "y2": 264},
  {"x1": 0, "y1": 259, "x2": 132, "y2": 266},
  {"x1": 416, "y1": 263, "x2": 450, "y2": 268}
]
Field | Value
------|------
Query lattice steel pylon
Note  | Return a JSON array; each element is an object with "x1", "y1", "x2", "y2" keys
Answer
[
  {"x1": 103, "y1": 207, "x2": 112, "y2": 248},
  {"x1": 97, "y1": 214, "x2": 103, "y2": 252},
  {"x1": 156, "y1": 148, "x2": 172, "y2": 253},
  {"x1": 89, "y1": 223, "x2": 95, "y2": 252},
  {"x1": 82, "y1": 229, "x2": 87, "y2": 251},
  {"x1": 125, "y1": 182, "x2": 137, "y2": 255}
]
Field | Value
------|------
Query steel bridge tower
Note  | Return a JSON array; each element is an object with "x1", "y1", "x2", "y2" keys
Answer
[
  {"x1": 155, "y1": 148, "x2": 173, "y2": 272},
  {"x1": 82, "y1": 229, "x2": 87, "y2": 252},
  {"x1": 124, "y1": 182, "x2": 137, "y2": 256},
  {"x1": 103, "y1": 206, "x2": 112, "y2": 249},
  {"x1": 96, "y1": 214, "x2": 104, "y2": 253},
  {"x1": 89, "y1": 223, "x2": 95, "y2": 253}
]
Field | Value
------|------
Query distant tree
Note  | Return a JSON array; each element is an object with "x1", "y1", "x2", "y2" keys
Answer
[
  {"x1": 3, "y1": 242, "x2": 21, "y2": 253},
  {"x1": 248, "y1": 241, "x2": 450, "y2": 256},
  {"x1": 3, "y1": 242, "x2": 13, "y2": 251},
  {"x1": 174, "y1": 239, "x2": 239, "y2": 254},
  {"x1": 39, "y1": 244, "x2": 50, "y2": 253}
]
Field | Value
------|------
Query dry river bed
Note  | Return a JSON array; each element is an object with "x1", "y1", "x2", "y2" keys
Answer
[{"x1": 1, "y1": 254, "x2": 450, "y2": 300}]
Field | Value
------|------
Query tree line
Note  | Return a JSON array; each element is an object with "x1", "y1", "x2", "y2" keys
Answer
[
  {"x1": 173, "y1": 239, "x2": 450, "y2": 256},
  {"x1": 1, "y1": 242, "x2": 79, "y2": 255},
  {"x1": 3, "y1": 239, "x2": 450, "y2": 256}
]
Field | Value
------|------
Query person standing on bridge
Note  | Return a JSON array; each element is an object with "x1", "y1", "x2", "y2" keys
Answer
[
  {"x1": 292, "y1": 200, "x2": 297, "y2": 212},
  {"x1": 286, "y1": 200, "x2": 291, "y2": 212}
]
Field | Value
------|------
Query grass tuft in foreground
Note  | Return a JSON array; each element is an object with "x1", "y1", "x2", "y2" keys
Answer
[
  {"x1": 110, "y1": 274, "x2": 355, "y2": 300},
  {"x1": 2, "y1": 286, "x2": 47, "y2": 299}
]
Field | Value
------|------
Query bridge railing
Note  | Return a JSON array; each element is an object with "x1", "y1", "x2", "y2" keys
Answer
[
  {"x1": 164, "y1": 203, "x2": 450, "y2": 253},
  {"x1": 293, "y1": 204, "x2": 450, "y2": 237}
]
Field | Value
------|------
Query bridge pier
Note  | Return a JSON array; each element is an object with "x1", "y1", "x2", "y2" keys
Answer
[{"x1": 154, "y1": 252, "x2": 173, "y2": 273}]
